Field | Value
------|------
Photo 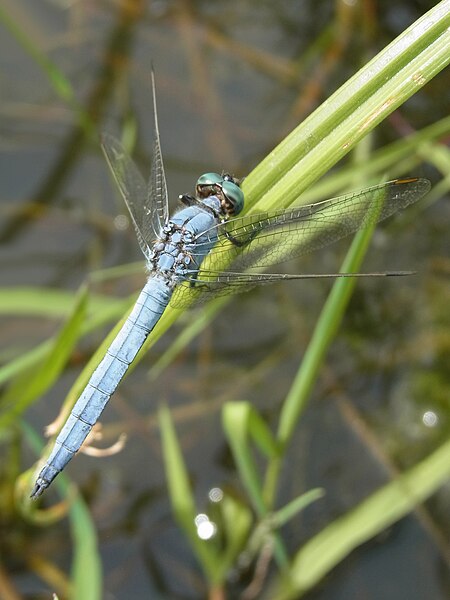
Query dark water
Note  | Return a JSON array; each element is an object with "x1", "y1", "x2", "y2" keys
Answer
[{"x1": 0, "y1": 1, "x2": 449, "y2": 598}]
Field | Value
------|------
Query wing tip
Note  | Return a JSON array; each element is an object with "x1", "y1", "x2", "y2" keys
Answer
[{"x1": 393, "y1": 176, "x2": 431, "y2": 194}]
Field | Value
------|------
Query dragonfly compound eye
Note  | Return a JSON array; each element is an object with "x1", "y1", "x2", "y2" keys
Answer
[
  {"x1": 196, "y1": 172, "x2": 223, "y2": 198},
  {"x1": 221, "y1": 180, "x2": 244, "y2": 215},
  {"x1": 196, "y1": 172, "x2": 223, "y2": 187}
]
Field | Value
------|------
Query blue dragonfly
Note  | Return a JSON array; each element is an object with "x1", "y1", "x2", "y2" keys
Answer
[{"x1": 31, "y1": 74, "x2": 430, "y2": 498}]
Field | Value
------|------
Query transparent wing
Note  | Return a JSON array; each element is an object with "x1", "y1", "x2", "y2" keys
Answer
[
  {"x1": 101, "y1": 132, "x2": 151, "y2": 257},
  {"x1": 170, "y1": 177, "x2": 430, "y2": 307},
  {"x1": 171, "y1": 269, "x2": 413, "y2": 308},
  {"x1": 100, "y1": 72, "x2": 169, "y2": 257},
  {"x1": 148, "y1": 69, "x2": 169, "y2": 238},
  {"x1": 191, "y1": 178, "x2": 429, "y2": 270}
]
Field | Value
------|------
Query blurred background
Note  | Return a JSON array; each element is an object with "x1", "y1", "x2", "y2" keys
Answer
[{"x1": 0, "y1": 1, "x2": 448, "y2": 598}]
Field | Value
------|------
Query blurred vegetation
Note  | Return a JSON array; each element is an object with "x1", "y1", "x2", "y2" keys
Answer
[{"x1": 0, "y1": 1, "x2": 449, "y2": 599}]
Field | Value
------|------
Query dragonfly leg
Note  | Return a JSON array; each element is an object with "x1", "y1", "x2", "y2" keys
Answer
[{"x1": 224, "y1": 228, "x2": 259, "y2": 248}]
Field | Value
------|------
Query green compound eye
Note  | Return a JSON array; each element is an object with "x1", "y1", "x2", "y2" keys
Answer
[
  {"x1": 222, "y1": 180, "x2": 244, "y2": 215},
  {"x1": 196, "y1": 172, "x2": 223, "y2": 188},
  {"x1": 196, "y1": 172, "x2": 244, "y2": 215}
]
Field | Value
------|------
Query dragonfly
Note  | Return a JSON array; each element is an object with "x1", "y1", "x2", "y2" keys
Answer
[{"x1": 31, "y1": 73, "x2": 430, "y2": 498}]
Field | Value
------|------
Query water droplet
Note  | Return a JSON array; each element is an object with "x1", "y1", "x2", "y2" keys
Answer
[
  {"x1": 208, "y1": 487, "x2": 223, "y2": 503},
  {"x1": 114, "y1": 214, "x2": 129, "y2": 231},
  {"x1": 194, "y1": 513, "x2": 216, "y2": 540},
  {"x1": 422, "y1": 411, "x2": 438, "y2": 428}
]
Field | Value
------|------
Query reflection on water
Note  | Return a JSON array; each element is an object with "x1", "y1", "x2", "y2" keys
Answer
[
  {"x1": 422, "y1": 411, "x2": 438, "y2": 428},
  {"x1": 195, "y1": 514, "x2": 217, "y2": 540},
  {"x1": 0, "y1": 0, "x2": 448, "y2": 598}
]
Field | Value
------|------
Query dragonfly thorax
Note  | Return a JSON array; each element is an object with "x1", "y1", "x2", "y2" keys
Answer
[
  {"x1": 148, "y1": 199, "x2": 222, "y2": 288},
  {"x1": 148, "y1": 222, "x2": 193, "y2": 283}
]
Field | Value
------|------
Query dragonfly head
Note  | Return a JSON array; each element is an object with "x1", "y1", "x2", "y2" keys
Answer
[{"x1": 196, "y1": 172, "x2": 244, "y2": 217}]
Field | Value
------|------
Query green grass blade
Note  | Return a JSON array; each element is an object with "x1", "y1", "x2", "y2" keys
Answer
[
  {"x1": 21, "y1": 421, "x2": 102, "y2": 600},
  {"x1": 292, "y1": 114, "x2": 450, "y2": 206},
  {"x1": 0, "y1": 285, "x2": 89, "y2": 431},
  {"x1": 270, "y1": 438, "x2": 450, "y2": 600},
  {"x1": 271, "y1": 490, "x2": 325, "y2": 530},
  {"x1": 148, "y1": 297, "x2": 229, "y2": 379},
  {"x1": 159, "y1": 404, "x2": 258, "y2": 584},
  {"x1": 143, "y1": 114, "x2": 449, "y2": 378},
  {"x1": 127, "y1": 2, "x2": 449, "y2": 368},
  {"x1": 277, "y1": 203, "x2": 383, "y2": 447},
  {"x1": 222, "y1": 401, "x2": 290, "y2": 567},
  {"x1": 263, "y1": 176, "x2": 387, "y2": 506},
  {"x1": 223, "y1": 402, "x2": 280, "y2": 518},
  {"x1": 69, "y1": 493, "x2": 102, "y2": 600},
  {"x1": 242, "y1": 489, "x2": 324, "y2": 570},
  {"x1": 0, "y1": 287, "x2": 124, "y2": 318},
  {"x1": 0, "y1": 288, "x2": 136, "y2": 385},
  {"x1": 244, "y1": 1, "x2": 450, "y2": 212},
  {"x1": 158, "y1": 404, "x2": 221, "y2": 582},
  {"x1": 0, "y1": 340, "x2": 55, "y2": 388},
  {"x1": 215, "y1": 494, "x2": 253, "y2": 575},
  {"x1": 0, "y1": 6, "x2": 94, "y2": 135}
]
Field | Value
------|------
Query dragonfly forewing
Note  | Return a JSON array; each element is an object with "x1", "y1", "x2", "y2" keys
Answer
[
  {"x1": 148, "y1": 69, "x2": 169, "y2": 238},
  {"x1": 170, "y1": 177, "x2": 431, "y2": 308},
  {"x1": 192, "y1": 178, "x2": 430, "y2": 271},
  {"x1": 101, "y1": 133, "x2": 154, "y2": 258}
]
